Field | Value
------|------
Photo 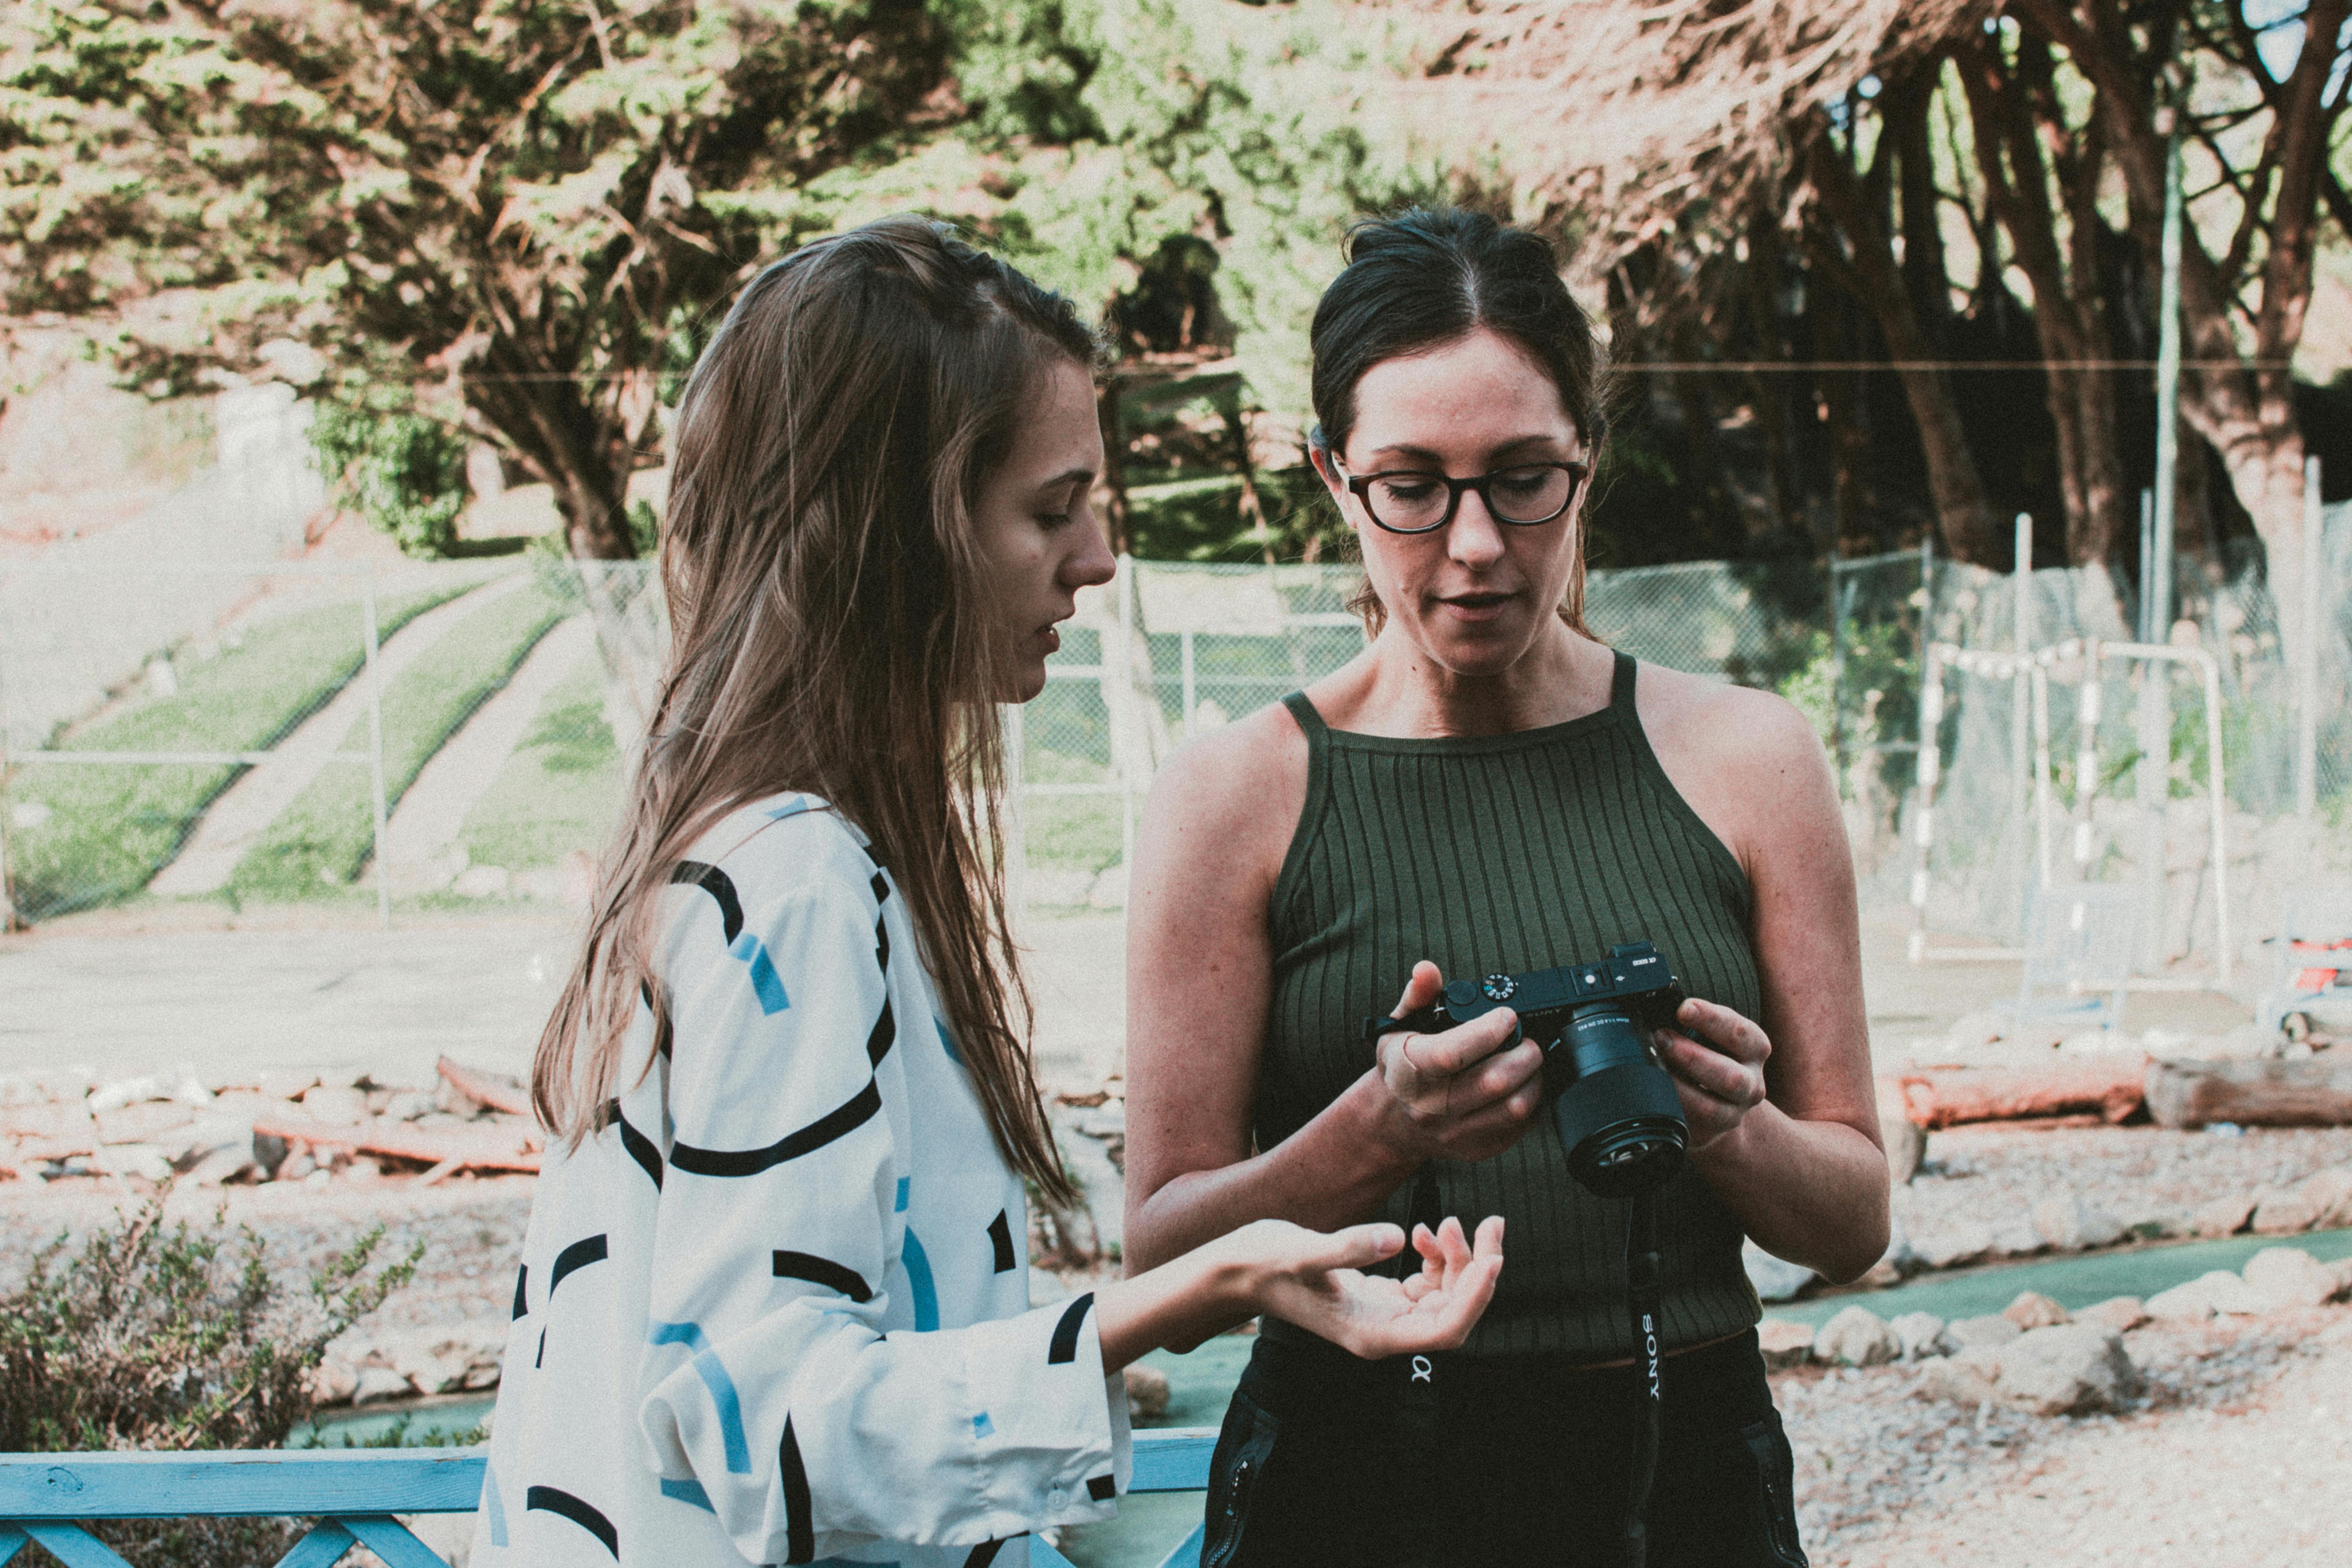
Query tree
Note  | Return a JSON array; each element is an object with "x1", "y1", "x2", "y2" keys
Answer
[{"x1": 2, "y1": 0, "x2": 953, "y2": 558}]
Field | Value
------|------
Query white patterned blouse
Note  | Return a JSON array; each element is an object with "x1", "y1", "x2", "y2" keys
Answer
[{"x1": 470, "y1": 794, "x2": 1131, "y2": 1568}]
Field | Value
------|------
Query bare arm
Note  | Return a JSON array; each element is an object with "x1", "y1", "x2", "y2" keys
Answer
[
  {"x1": 1122, "y1": 713, "x2": 1541, "y2": 1277},
  {"x1": 1648, "y1": 685, "x2": 1890, "y2": 1282}
]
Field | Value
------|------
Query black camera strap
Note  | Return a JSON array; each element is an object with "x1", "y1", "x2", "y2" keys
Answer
[{"x1": 1620, "y1": 1189, "x2": 1665, "y2": 1568}]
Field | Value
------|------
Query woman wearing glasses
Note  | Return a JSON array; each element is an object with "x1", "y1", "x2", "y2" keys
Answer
[{"x1": 1122, "y1": 209, "x2": 1888, "y2": 1566}]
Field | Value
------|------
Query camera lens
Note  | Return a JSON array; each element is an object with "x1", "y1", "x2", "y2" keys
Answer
[{"x1": 1551, "y1": 1002, "x2": 1688, "y2": 1198}]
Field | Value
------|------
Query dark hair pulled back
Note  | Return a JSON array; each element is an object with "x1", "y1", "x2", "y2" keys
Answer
[{"x1": 1308, "y1": 208, "x2": 1605, "y2": 634}]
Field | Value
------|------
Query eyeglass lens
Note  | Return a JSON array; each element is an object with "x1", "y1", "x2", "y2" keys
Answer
[{"x1": 1367, "y1": 465, "x2": 1577, "y2": 531}]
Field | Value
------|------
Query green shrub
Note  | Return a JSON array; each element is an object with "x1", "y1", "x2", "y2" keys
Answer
[
  {"x1": 309, "y1": 402, "x2": 471, "y2": 559},
  {"x1": 0, "y1": 1198, "x2": 421, "y2": 1567}
]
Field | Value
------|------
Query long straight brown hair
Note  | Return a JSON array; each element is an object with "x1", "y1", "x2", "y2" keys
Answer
[{"x1": 534, "y1": 218, "x2": 1092, "y2": 1205}]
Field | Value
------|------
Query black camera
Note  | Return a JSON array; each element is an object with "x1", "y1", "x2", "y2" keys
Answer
[{"x1": 1377, "y1": 941, "x2": 1690, "y2": 1198}]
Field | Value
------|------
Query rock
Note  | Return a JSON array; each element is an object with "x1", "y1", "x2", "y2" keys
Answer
[
  {"x1": 2033, "y1": 1196, "x2": 2127, "y2": 1252},
  {"x1": 2075, "y1": 1296, "x2": 2150, "y2": 1334},
  {"x1": 2003, "y1": 1291, "x2": 2071, "y2": 1330},
  {"x1": 379, "y1": 1324, "x2": 507, "y2": 1395},
  {"x1": 276, "y1": 1151, "x2": 318, "y2": 1183},
  {"x1": 1123, "y1": 1363, "x2": 1169, "y2": 1423},
  {"x1": 1991, "y1": 1325, "x2": 2141, "y2": 1416},
  {"x1": 1814, "y1": 1306, "x2": 1899, "y2": 1367},
  {"x1": 309, "y1": 1355, "x2": 360, "y2": 1406},
  {"x1": 1878, "y1": 1083, "x2": 1927, "y2": 1184},
  {"x1": 1991, "y1": 1221, "x2": 2046, "y2": 1258},
  {"x1": 2188, "y1": 1195, "x2": 2255, "y2": 1238},
  {"x1": 1756, "y1": 1318, "x2": 1815, "y2": 1370},
  {"x1": 301, "y1": 1085, "x2": 370, "y2": 1126},
  {"x1": 2241, "y1": 1247, "x2": 2337, "y2": 1310},
  {"x1": 93, "y1": 1101, "x2": 196, "y2": 1145},
  {"x1": 256, "y1": 1069, "x2": 321, "y2": 1101},
  {"x1": 2254, "y1": 1167, "x2": 2352, "y2": 1234},
  {"x1": 0, "y1": 1098, "x2": 96, "y2": 1145},
  {"x1": 89, "y1": 1144, "x2": 173, "y2": 1182},
  {"x1": 181, "y1": 1145, "x2": 257, "y2": 1187},
  {"x1": 1890, "y1": 1311, "x2": 1953, "y2": 1360},
  {"x1": 344, "y1": 1158, "x2": 383, "y2": 1183},
  {"x1": 2334, "y1": 1258, "x2": 2352, "y2": 1302},
  {"x1": 1742, "y1": 1240, "x2": 1815, "y2": 1303},
  {"x1": 87, "y1": 1075, "x2": 164, "y2": 1114},
  {"x1": 1947, "y1": 1315, "x2": 2023, "y2": 1350},
  {"x1": 2147, "y1": 1269, "x2": 2267, "y2": 1320},
  {"x1": 1918, "y1": 1347, "x2": 2003, "y2": 1407},
  {"x1": 384, "y1": 1090, "x2": 437, "y2": 1123},
  {"x1": 351, "y1": 1366, "x2": 414, "y2": 1405},
  {"x1": 1914, "y1": 1222, "x2": 1995, "y2": 1270},
  {"x1": 452, "y1": 865, "x2": 513, "y2": 898},
  {"x1": 434, "y1": 1077, "x2": 490, "y2": 1119}
]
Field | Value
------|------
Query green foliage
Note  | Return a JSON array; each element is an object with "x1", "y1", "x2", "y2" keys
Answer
[
  {"x1": 233, "y1": 580, "x2": 569, "y2": 897},
  {"x1": 0, "y1": 1199, "x2": 419, "y2": 1568},
  {"x1": 0, "y1": 1201, "x2": 419, "y2": 1451},
  {"x1": 0, "y1": 0, "x2": 957, "y2": 556},
  {"x1": 309, "y1": 402, "x2": 470, "y2": 559},
  {"x1": 3, "y1": 584, "x2": 467, "y2": 921}
]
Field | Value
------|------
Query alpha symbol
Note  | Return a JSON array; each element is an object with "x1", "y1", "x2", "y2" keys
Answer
[{"x1": 1410, "y1": 1355, "x2": 1433, "y2": 1383}]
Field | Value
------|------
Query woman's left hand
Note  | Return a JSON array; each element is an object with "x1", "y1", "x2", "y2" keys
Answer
[
  {"x1": 1655, "y1": 996, "x2": 1772, "y2": 1153},
  {"x1": 1231, "y1": 1214, "x2": 1504, "y2": 1361}
]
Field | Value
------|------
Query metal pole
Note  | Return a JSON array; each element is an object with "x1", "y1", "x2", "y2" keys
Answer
[
  {"x1": 360, "y1": 566, "x2": 391, "y2": 931},
  {"x1": 2032, "y1": 664, "x2": 2054, "y2": 889},
  {"x1": 2298, "y1": 456, "x2": 2322, "y2": 820},
  {"x1": 2200, "y1": 651, "x2": 2232, "y2": 987},
  {"x1": 2076, "y1": 639, "x2": 2102, "y2": 874},
  {"x1": 2139, "y1": 129, "x2": 2184, "y2": 971},
  {"x1": 2013, "y1": 515, "x2": 2034, "y2": 931},
  {"x1": 1005, "y1": 699, "x2": 1028, "y2": 918},
  {"x1": 0, "y1": 596, "x2": 15, "y2": 931},
  {"x1": 1828, "y1": 558, "x2": 1847, "y2": 773},
  {"x1": 1908, "y1": 646, "x2": 1945, "y2": 963},
  {"x1": 2138, "y1": 489, "x2": 2156, "y2": 643},
  {"x1": 1181, "y1": 628, "x2": 1197, "y2": 738},
  {"x1": 1116, "y1": 552, "x2": 1136, "y2": 877}
]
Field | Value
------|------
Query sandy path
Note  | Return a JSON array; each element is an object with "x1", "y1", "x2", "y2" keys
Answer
[
  {"x1": 147, "y1": 575, "x2": 530, "y2": 898},
  {"x1": 377, "y1": 614, "x2": 594, "y2": 887}
]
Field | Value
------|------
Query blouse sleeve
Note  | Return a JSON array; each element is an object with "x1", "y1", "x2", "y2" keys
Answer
[{"x1": 633, "y1": 862, "x2": 1130, "y2": 1564}]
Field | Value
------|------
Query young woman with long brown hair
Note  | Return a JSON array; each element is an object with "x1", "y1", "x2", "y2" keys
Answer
[{"x1": 469, "y1": 217, "x2": 1504, "y2": 1568}]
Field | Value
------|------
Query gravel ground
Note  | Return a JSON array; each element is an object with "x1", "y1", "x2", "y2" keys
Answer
[
  {"x1": 8, "y1": 1131, "x2": 2351, "y2": 1565},
  {"x1": 1896, "y1": 1122, "x2": 2352, "y2": 1242},
  {"x1": 1783, "y1": 1307, "x2": 2352, "y2": 1566}
]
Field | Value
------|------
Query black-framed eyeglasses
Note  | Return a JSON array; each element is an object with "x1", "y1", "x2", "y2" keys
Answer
[{"x1": 1334, "y1": 459, "x2": 1591, "y2": 535}]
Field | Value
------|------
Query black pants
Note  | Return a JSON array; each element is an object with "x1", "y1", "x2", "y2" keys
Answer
[{"x1": 1199, "y1": 1328, "x2": 1808, "y2": 1568}]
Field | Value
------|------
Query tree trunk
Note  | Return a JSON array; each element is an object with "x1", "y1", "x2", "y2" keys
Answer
[
  {"x1": 2145, "y1": 1056, "x2": 2352, "y2": 1129},
  {"x1": 1802, "y1": 122, "x2": 2007, "y2": 566}
]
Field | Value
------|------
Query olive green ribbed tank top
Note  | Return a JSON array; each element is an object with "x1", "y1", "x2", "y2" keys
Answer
[{"x1": 1263, "y1": 651, "x2": 1762, "y2": 1360}]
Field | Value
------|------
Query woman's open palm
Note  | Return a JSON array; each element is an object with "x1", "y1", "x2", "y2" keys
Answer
[{"x1": 1246, "y1": 1214, "x2": 1504, "y2": 1360}]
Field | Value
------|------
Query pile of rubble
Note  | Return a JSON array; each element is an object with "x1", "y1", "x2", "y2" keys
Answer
[
  {"x1": 0, "y1": 1056, "x2": 540, "y2": 1187},
  {"x1": 1757, "y1": 1246, "x2": 2352, "y2": 1418}
]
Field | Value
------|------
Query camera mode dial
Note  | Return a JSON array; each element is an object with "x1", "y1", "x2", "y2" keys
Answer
[{"x1": 1480, "y1": 974, "x2": 1518, "y2": 1002}]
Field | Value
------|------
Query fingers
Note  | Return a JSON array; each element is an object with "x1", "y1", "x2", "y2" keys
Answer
[
  {"x1": 1658, "y1": 1031, "x2": 1767, "y2": 1110},
  {"x1": 1412, "y1": 1007, "x2": 1523, "y2": 1077},
  {"x1": 1675, "y1": 997, "x2": 1772, "y2": 1068},
  {"x1": 1313, "y1": 1221, "x2": 1406, "y2": 1273},
  {"x1": 1390, "y1": 960, "x2": 1446, "y2": 1020}
]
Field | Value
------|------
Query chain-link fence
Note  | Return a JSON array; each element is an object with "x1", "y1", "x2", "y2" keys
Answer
[
  {"x1": 0, "y1": 558, "x2": 621, "y2": 925},
  {"x1": 8, "y1": 533, "x2": 2346, "y2": 968},
  {"x1": 1880, "y1": 505, "x2": 2352, "y2": 985}
]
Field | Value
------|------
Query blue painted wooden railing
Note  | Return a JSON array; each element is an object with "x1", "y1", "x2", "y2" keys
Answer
[{"x1": 0, "y1": 1430, "x2": 1217, "y2": 1568}]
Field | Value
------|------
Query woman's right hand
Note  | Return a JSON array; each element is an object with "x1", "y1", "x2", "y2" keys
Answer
[{"x1": 1367, "y1": 960, "x2": 1545, "y2": 1163}]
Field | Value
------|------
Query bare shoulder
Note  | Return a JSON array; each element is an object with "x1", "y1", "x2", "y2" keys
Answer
[
  {"x1": 1135, "y1": 699, "x2": 1308, "y2": 900},
  {"x1": 1633, "y1": 663, "x2": 1838, "y2": 875},
  {"x1": 1634, "y1": 662, "x2": 1826, "y2": 777}
]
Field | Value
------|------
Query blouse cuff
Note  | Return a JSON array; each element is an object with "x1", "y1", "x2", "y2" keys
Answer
[{"x1": 962, "y1": 1291, "x2": 1132, "y2": 1534}]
